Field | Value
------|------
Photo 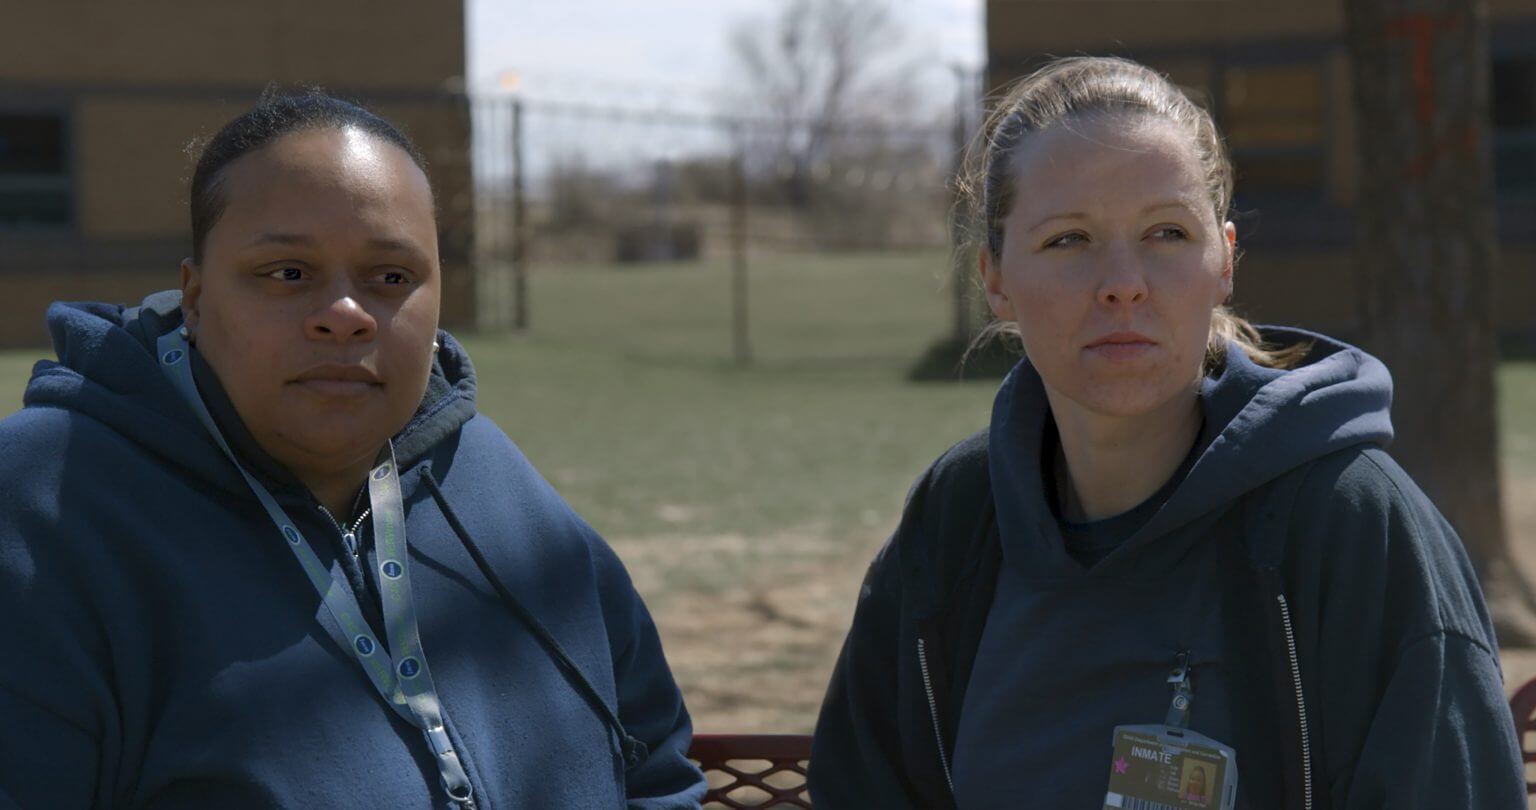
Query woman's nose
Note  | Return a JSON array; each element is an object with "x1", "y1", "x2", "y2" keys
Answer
[
  {"x1": 1097, "y1": 245, "x2": 1149, "y2": 306},
  {"x1": 304, "y1": 284, "x2": 377, "y2": 342}
]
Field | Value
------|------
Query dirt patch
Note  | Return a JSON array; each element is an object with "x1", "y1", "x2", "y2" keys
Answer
[{"x1": 610, "y1": 529, "x2": 886, "y2": 733}]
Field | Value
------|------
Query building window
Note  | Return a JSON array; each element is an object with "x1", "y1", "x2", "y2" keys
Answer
[
  {"x1": 1221, "y1": 62, "x2": 1326, "y2": 198},
  {"x1": 0, "y1": 112, "x2": 72, "y2": 228},
  {"x1": 1493, "y1": 58, "x2": 1536, "y2": 192}
]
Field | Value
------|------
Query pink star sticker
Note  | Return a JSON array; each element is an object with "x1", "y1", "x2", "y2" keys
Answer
[{"x1": 1114, "y1": 757, "x2": 1129, "y2": 774}]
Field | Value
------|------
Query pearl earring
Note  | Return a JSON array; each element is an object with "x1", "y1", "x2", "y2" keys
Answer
[
  {"x1": 178, "y1": 325, "x2": 191, "y2": 341},
  {"x1": 432, "y1": 339, "x2": 440, "y2": 352}
]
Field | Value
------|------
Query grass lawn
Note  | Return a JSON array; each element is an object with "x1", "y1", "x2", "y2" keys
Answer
[
  {"x1": 1502, "y1": 360, "x2": 1536, "y2": 479},
  {"x1": 461, "y1": 252, "x2": 1000, "y2": 612},
  {"x1": 469, "y1": 250, "x2": 994, "y2": 543},
  {"x1": 3, "y1": 251, "x2": 1535, "y2": 732}
]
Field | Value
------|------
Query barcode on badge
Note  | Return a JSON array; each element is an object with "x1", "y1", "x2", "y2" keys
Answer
[{"x1": 1104, "y1": 794, "x2": 1184, "y2": 810}]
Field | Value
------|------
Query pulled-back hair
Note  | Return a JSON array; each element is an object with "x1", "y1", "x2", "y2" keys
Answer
[
  {"x1": 959, "y1": 56, "x2": 1307, "y2": 371},
  {"x1": 188, "y1": 87, "x2": 430, "y2": 263}
]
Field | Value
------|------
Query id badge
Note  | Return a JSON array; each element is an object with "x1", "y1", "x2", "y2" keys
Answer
[{"x1": 1103, "y1": 724, "x2": 1237, "y2": 810}]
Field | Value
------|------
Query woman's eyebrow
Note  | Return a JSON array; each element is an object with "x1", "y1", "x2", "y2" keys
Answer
[
  {"x1": 1140, "y1": 200, "x2": 1198, "y2": 216},
  {"x1": 1028, "y1": 200, "x2": 1197, "y2": 232},
  {"x1": 366, "y1": 237, "x2": 422, "y2": 253},
  {"x1": 242, "y1": 233, "x2": 425, "y2": 254},
  {"x1": 1027, "y1": 211, "x2": 1090, "y2": 232},
  {"x1": 246, "y1": 232, "x2": 317, "y2": 248}
]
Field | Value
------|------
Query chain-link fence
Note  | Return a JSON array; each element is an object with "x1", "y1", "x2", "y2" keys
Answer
[{"x1": 468, "y1": 79, "x2": 982, "y2": 361}]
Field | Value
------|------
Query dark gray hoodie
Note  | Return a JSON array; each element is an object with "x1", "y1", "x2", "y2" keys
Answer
[{"x1": 812, "y1": 328, "x2": 1524, "y2": 809}]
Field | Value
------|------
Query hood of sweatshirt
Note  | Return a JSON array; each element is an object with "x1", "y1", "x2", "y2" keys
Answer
[
  {"x1": 23, "y1": 290, "x2": 478, "y2": 506},
  {"x1": 989, "y1": 326, "x2": 1394, "y2": 579}
]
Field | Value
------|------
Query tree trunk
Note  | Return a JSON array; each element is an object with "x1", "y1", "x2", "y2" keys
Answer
[{"x1": 1343, "y1": 0, "x2": 1536, "y2": 645}]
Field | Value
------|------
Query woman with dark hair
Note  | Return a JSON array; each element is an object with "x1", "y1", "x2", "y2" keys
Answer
[
  {"x1": 0, "y1": 90, "x2": 706, "y2": 809},
  {"x1": 809, "y1": 57, "x2": 1525, "y2": 809}
]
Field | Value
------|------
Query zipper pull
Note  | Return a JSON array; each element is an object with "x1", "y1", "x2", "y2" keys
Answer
[{"x1": 342, "y1": 530, "x2": 359, "y2": 559}]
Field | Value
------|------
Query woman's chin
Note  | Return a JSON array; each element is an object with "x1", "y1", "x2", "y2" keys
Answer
[
  {"x1": 269, "y1": 426, "x2": 394, "y2": 473},
  {"x1": 1062, "y1": 380, "x2": 1194, "y2": 420}
]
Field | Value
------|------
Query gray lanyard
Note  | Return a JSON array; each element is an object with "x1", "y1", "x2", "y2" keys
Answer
[{"x1": 156, "y1": 331, "x2": 475, "y2": 807}]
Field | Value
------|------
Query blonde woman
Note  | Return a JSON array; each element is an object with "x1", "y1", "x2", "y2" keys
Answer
[{"x1": 810, "y1": 57, "x2": 1524, "y2": 809}]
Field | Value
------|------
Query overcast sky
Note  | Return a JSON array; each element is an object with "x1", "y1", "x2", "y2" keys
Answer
[
  {"x1": 463, "y1": 1, "x2": 984, "y2": 182},
  {"x1": 466, "y1": 0, "x2": 985, "y2": 101}
]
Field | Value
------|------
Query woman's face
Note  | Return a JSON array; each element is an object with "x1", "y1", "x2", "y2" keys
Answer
[
  {"x1": 980, "y1": 113, "x2": 1235, "y2": 419},
  {"x1": 181, "y1": 127, "x2": 441, "y2": 481}
]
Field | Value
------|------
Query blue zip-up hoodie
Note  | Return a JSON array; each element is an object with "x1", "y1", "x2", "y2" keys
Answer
[
  {"x1": 0, "y1": 292, "x2": 707, "y2": 809},
  {"x1": 811, "y1": 328, "x2": 1525, "y2": 809}
]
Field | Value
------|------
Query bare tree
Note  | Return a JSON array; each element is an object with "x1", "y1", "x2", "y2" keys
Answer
[
  {"x1": 1344, "y1": 0, "x2": 1536, "y2": 643},
  {"x1": 727, "y1": 0, "x2": 917, "y2": 207}
]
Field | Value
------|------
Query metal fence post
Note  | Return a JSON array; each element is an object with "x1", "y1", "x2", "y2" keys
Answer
[
  {"x1": 951, "y1": 64, "x2": 975, "y2": 345},
  {"x1": 731, "y1": 130, "x2": 752, "y2": 367},
  {"x1": 512, "y1": 97, "x2": 529, "y2": 331}
]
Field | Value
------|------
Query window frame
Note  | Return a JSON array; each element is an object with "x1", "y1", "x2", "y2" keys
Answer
[
  {"x1": 1213, "y1": 53, "x2": 1332, "y2": 207},
  {"x1": 1491, "y1": 20, "x2": 1536, "y2": 240},
  {"x1": 0, "y1": 102, "x2": 76, "y2": 233},
  {"x1": 1491, "y1": 42, "x2": 1536, "y2": 200}
]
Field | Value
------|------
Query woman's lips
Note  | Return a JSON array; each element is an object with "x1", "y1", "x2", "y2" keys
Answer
[
  {"x1": 290, "y1": 364, "x2": 383, "y2": 397},
  {"x1": 291, "y1": 379, "x2": 382, "y2": 398},
  {"x1": 1086, "y1": 342, "x2": 1156, "y2": 361},
  {"x1": 1084, "y1": 332, "x2": 1157, "y2": 361}
]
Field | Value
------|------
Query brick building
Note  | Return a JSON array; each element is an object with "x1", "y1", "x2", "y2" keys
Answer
[{"x1": 0, "y1": 0, "x2": 473, "y2": 346}]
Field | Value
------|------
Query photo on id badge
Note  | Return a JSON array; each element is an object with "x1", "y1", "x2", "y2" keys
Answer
[
  {"x1": 1180, "y1": 760, "x2": 1211, "y2": 804},
  {"x1": 1102, "y1": 725, "x2": 1236, "y2": 810}
]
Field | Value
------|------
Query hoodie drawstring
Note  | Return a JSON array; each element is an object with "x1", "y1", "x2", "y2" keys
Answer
[{"x1": 420, "y1": 470, "x2": 650, "y2": 770}]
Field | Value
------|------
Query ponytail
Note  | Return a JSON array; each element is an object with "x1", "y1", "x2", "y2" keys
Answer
[{"x1": 1205, "y1": 307, "x2": 1312, "y2": 372}]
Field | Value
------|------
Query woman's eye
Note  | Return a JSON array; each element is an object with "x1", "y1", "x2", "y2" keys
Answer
[
  {"x1": 1044, "y1": 232, "x2": 1088, "y2": 249},
  {"x1": 380, "y1": 270, "x2": 411, "y2": 285},
  {"x1": 1149, "y1": 226, "x2": 1189, "y2": 241},
  {"x1": 266, "y1": 266, "x2": 304, "y2": 281}
]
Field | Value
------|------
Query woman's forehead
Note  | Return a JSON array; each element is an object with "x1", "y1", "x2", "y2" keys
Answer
[
  {"x1": 1007, "y1": 114, "x2": 1209, "y2": 220},
  {"x1": 222, "y1": 128, "x2": 429, "y2": 198},
  {"x1": 208, "y1": 128, "x2": 437, "y2": 248}
]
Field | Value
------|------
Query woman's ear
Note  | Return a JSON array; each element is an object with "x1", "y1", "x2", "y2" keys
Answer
[
  {"x1": 179, "y1": 258, "x2": 202, "y2": 331},
  {"x1": 1220, "y1": 221, "x2": 1237, "y2": 302},
  {"x1": 978, "y1": 250, "x2": 1016, "y2": 322}
]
